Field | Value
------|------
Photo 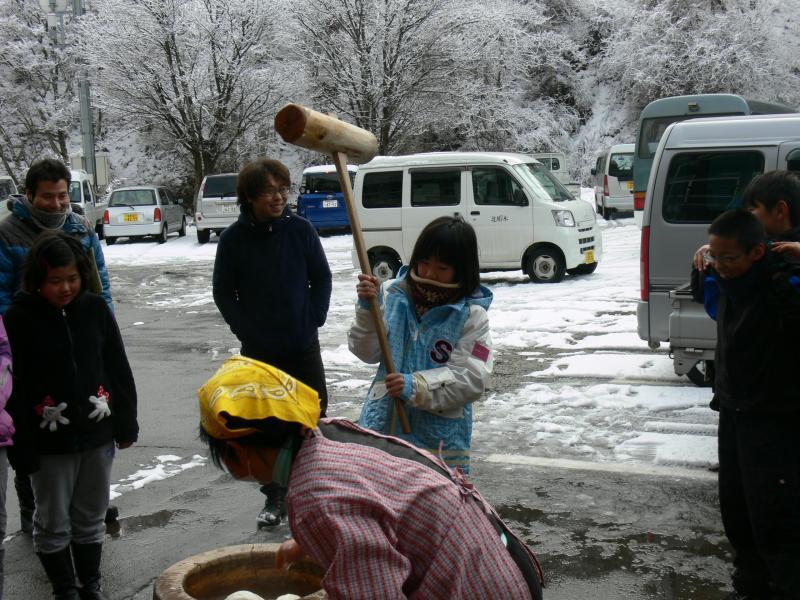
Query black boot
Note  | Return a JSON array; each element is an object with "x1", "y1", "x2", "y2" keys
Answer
[
  {"x1": 37, "y1": 547, "x2": 80, "y2": 599},
  {"x1": 71, "y1": 543, "x2": 109, "y2": 600}
]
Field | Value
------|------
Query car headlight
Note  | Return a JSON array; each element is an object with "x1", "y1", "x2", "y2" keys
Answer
[{"x1": 552, "y1": 210, "x2": 575, "y2": 227}]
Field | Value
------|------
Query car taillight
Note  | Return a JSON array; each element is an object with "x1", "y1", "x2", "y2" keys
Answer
[
  {"x1": 640, "y1": 225, "x2": 650, "y2": 301},
  {"x1": 603, "y1": 175, "x2": 609, "y2": 197},
  {"x1": 634, "y1": 191, "x2": 645, "y2": 211},
  {"x1": 154, "y1": 207, "x2": 162, "y2": 222},
  {"x1": 102, "y1": 210, "x2": 109, "y2": 225}
]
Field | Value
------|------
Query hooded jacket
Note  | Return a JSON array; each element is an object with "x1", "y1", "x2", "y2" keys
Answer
[
  {"x1": 212, "y1": 207, "x2": 332, "y2": 354},
  {"x1": 0, "y1": 198, "x2": 112, "y2": 314},
  {"x1": 4, "y1": 291, "x2": 137, "y2": 473},
  {"x1": 348, "y1": 266, "x2": 494, "y2": 472},
  {"x1": 0, "y1": 317, "x2": 14, "y2": 448}
]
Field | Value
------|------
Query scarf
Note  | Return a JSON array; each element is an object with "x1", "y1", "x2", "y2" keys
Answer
[
  {"x1": 21, "y1": 196, "x2": 69, "y2": 231},
  {"x1": 408, "y1": 268, "x2": 462, "y2": 318}
]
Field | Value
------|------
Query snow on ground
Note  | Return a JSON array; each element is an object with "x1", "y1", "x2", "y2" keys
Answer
[{"x1": 104, "y1": 198, "x2": 716, "y2": 473}]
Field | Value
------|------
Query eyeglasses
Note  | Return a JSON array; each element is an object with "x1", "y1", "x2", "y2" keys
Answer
[
  {"x1": 263, "y1": 186, "x2": 290, "y2": 198},
  {"x1": 703, "y1": 252, "x2": 744, "y2": 265}
]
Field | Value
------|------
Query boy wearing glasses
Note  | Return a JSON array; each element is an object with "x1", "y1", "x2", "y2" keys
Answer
[
  {"x1": 212, "y1": 158, "x2": 332, "y2": 528},
  {"x1": 692, "y1": 209, "x2": 800, "y2": 599}
]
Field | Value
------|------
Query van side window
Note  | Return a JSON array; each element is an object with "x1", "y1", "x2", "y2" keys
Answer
[
  {"x1": 363, "y1": 171, "x2": 402, "y2": 208},
  {"x1": 662, "y1": 151, "x2": 764, "y2": 223},
  {"x1": 550, "y1": 157, "x2": 560, "y2": 170},
  {"x1": 472, "y1": 168, "x2": 524, "y2": 206},
  {"x1": 787, "y1": 149, "x2": 800, "y2": 173},
  {"x1": 410, "y1": 170, "x2": 460, "y2": 207}
]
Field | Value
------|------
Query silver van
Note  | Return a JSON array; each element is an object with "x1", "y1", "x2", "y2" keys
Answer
[
  {"x1": 195, "y1": 173, "x2": 238, "y2": 243},
  {"x1": 591, "y1": 143, "x2": 634, "y2": 219},
  {"x1": 637, "y1": 114, "x2": 800, "y2": 385}
]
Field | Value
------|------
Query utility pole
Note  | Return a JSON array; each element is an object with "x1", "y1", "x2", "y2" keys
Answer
[
  {"x1": 72, "y1": 0, "x2": 97, "y2": 187},
  {"x1": 40, "y1": 0, "x2": 96, "y2": 186}
]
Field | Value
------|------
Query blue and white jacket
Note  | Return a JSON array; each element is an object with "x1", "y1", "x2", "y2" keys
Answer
[
  {"x1": 0, "y1": 199, "x2": 112, "y2": 314},
  {"x1": 348, "y1": 266, "x2": 494, "y2": 472}
]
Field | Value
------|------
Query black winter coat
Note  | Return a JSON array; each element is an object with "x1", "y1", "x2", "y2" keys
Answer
[
  {"x1": 212, "y1": 208, "x2": 332, "y2": 354},
  {"x1": 5, "y1": 291, "x2": 138, "y2": 473}
]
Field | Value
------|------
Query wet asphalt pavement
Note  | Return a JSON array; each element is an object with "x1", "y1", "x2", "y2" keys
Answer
[{"x1": 3, "y1": 260, "x2": 736, "y2": 600}]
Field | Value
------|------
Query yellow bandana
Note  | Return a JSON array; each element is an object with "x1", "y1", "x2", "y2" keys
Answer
[{"x1": 198, "y1": 355, "x2": 321, "y2": 439}]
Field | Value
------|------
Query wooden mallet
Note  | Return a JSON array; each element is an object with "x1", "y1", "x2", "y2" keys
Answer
[{"x1": 275, "y1": 104, "x2": 411, "y2": 434}]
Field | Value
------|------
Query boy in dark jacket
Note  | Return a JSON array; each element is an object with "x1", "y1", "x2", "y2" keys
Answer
[
  {"x1": 693, "y1": 209, "x2": 800, "y2": 599},
  {"x1": 212, "y1": 158, "x2": 332, "y2": 527}
]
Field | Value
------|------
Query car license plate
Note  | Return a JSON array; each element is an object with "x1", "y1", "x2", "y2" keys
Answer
[
  {"x1": 626, "y1": 181, "x2": 633, "y2": 190},
  {"x1": 123, "y1": 214, "x2": 139, "y2": 223},
  {"x1": 220, "y1": 204, "x2": 238, "y2": 214},
  {"x1": 322, "y1": 199, "x2": 338, "y2": 208},
  {"x1": 585, "y1": 249, "x2": 595, "y2": 264}
]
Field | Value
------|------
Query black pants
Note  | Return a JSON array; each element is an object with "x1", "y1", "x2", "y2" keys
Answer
[
  {"x1": 718, "y1": 407, "x2": 800, "y2": 597},
  {"x1": 240, "y1": 340, "x2": 328, "y2": 417}
]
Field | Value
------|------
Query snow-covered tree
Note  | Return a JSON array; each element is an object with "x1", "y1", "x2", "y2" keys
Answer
[
  {"x1": 0, "y1": 0, "x2": 79, "y2": 183},
  {"x1": 79, "y1": 0, "x2": 295, "y2": 190}
]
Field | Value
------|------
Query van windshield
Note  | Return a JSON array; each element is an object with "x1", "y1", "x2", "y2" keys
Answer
[
  {"x1": 0, "y1": 180, "x2": 15, "y2": 199},
  {"x1": 609, "y1": 153, "x2": 633, "y2": 181},
  {"x1": 202, "y1": 176, "x2": 237, "y2": 198},
  {"x1": 302, "y1": 171, "x2": 355, "y2": 194},
  {"x1": 638, "y1": 114, "x2": 743, "y2": 159},
  {"x1": 69, "y1": 181, "x2": 82, "y2": 203},
  {"x1": 513, "y1": 163, "x2": 573, "y2": 202},
  {"x1": 110, "y1": 189, "x2": 156, "y2": 207}
]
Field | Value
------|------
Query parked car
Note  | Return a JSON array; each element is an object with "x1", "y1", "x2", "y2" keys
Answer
[
  {"x1": 0, "y1": 177, "x2": 18, "y2": 222},
  {"x1": 296, "y1": 164, "x2": 357, "y2": 232},
  {"x1": 68, "y1": 169, "x2": 107, "y2": 238},
  {"x1": 352, "y1": 152, "x2": 601, "y2": 284},
  {"x1": 103, "y1": 185, "x2": 187, "y2": 245},
  {"x1": 637, "y1": 113, "x2": 800, "y2": 385},
  {"x1": 195, "y1": 173, "x2": 238, "y2": 243},
  {"x1": 591, "y1": 143, "x2": 634, "y2": 219}
]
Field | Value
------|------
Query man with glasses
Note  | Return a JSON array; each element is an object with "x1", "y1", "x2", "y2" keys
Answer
[
  {"x1": 692, "y1": 209, "x2": 800, "y2": 599},
  {"x1": 0, "y1": 158, "x2": 115, "y2": 536},
  {"x1": 212, "y1": 158, "x2": 332, "y2": 528}
]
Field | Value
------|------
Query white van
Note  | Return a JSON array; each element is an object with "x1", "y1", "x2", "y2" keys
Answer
[
  {"x1": 637, "y1": 114, "x2": 800, "y2": 385},
  {"x1": 69, "y1": 169, "x2": 107, "y2": 238},
  {"x1": 195, "y1": 173, "x2": 238, "y2": 243},
  {"x1": 591, "y1": 143, "x2": 634, "y2": 219},
  {"x1": 352, "y1": 152, "x2": 602, "y2": 283}
]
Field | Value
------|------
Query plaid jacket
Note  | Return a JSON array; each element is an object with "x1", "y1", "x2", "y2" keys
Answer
[{"x1": 287, "y1": 420, "x2": 537, "y2": 600}]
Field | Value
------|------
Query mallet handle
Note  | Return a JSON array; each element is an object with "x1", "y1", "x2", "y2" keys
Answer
[{"x1": 332, "y1": 151, "x2": 411, "y2": 435}]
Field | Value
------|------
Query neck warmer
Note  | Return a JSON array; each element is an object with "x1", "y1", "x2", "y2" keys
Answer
[
  {"x1": 408, "y1": 268, "x2": 462, "y2": 318},
  {"x1": 717, "y1": 259, "x2": 766, "y2": 301},
  {"x1": 22, "y1": 196, "x2": 69, "y2": 231}
]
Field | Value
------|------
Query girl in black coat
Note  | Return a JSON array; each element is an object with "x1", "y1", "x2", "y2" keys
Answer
[{"x1": 5, "y1": 232, "x2": 137, "y2": 600}]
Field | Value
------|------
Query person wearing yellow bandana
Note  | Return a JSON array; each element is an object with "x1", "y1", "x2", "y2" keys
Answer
[
  {"x1": 197, "y1": 356, "x2": 543, "y2": 600},
  {"x1": 348, "y1": 216, "x2": 494, "y2": 473}
]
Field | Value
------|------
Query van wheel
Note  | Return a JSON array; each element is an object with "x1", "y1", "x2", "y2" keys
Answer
[
  {"x1": 370, "y1": 253, "x2": 400, "y2": 282},
  {"x1": 567, "y1": 262, "x2": 598, "y2": 276},
  {"x1": 686, "y1": 361, "x2": 714, "y2": 387},
  {"x1": 602, "y1": 203, "x2": 613, "y2": 220},
  {"x1": 197, "y1": 229, "x2": 211, "y2": 244},
  {"x1": 178, "y1": 216, "x2": 187, "y2": 237},
  {"x1": 526, "y1": 247, "x2": 566, "y2": 283},
  {"x1": 105, "y1": 236, "x2": 116, "y2": 246},
  {"x1": 157, "y1": 224, "x2": 168, "y2": 244},
  {"x1": 95, "y1": 223, "x2": 105, "y2": 240}
]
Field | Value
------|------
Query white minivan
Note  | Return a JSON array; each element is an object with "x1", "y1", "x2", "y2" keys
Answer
[
  {"x1": 352, "y1": 152, "x2": 602, "y2": 283},
  {"x1": 638, "y1": 114, "x2": 800, "y2": 385},
  {"x1": 69, "y1": 169, "x2": 107, "y2": 238},
  {"x1": 591, "y1": 143, "x2": 634, "y2": 219}
]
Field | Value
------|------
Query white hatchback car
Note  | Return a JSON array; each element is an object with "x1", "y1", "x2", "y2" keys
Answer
[{"x1": 103, "y1": 186, "x2": 187, "y2": 245}]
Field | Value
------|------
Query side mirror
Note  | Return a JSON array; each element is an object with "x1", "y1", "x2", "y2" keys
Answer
[
  {"x1": 590, "y1": 168, "x2": 596, "y2": 176},
  {"x1": 513, "y1": 188, "x2": 529, "y2": 206}
]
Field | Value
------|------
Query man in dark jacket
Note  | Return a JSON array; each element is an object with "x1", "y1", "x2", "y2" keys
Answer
[
  {"x1": 0, "y1": 158, "x2": 115, "y2": 534},
  {"x1": 212, "y1": 158, "x2": 332, "y2": 527},
  {"x1": 693, "y1": 209, "x2": 800, "y2": 599}
]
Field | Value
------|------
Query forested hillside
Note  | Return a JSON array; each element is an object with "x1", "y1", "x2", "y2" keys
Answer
[{"x1": 1, "y1": 0, "x2": 798, "y2": 191}]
